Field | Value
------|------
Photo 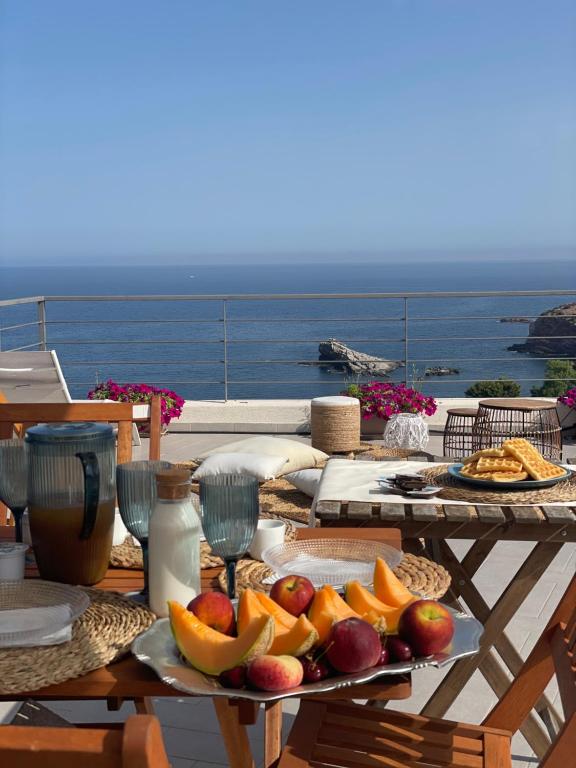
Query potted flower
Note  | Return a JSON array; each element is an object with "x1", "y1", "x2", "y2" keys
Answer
[
  {"x1": 87, "y1": 380, "x2": 185, "y2": 433},
  {"x1": 557, "y1": 387, "x2": 576, "y2": 436},
  {"x1": 342, "y1": 381, "x2": 437, "y2": 437}
]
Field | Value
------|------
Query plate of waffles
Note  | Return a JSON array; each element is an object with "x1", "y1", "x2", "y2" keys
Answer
[{"x1": 448, "y1": 439, "x2": 573, "y2": 490}]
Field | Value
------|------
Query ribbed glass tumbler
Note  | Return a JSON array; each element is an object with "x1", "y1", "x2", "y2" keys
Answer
[
  {"x1": 199, "y1": 474, "x2": 259, "y2": 599},
  {"x1": 383, "y1": 413, "x2": 429, "y2": 450},
  {"x1": 116, "y1": 459, "x2": 173, "y2": 601}
]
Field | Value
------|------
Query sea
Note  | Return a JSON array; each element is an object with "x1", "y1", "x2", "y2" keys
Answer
[{"x1": 1, "y1": 259, "x2": 575, "y2": 401}]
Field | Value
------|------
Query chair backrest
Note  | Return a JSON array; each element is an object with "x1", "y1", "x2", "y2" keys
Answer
[
  {"x1": 0, "y1": 714, "x2": 170, "y2": 768},
  {"x1": 0, "y1": 401, "x2": 134, "y2": 463},
  {"x1": 483, "y1": 574, "x2": 576, "y2": 768}
]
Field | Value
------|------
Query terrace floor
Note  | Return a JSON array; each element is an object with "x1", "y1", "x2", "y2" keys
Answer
[{"x1": 2, "y1": 430, "x2": 575, "y2": 767}]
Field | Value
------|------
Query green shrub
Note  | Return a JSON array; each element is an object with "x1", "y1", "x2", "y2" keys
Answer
[
  {"x1": 531, "y1": 360, "x2": 576, "y2": 397},
  {"x1": 465, "y1": 378, "x2": 521, "y2": 398}
]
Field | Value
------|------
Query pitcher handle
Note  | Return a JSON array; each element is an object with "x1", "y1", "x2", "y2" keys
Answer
[{"x1": 76, "y1": 451, "x2": 100, "y2": 540}]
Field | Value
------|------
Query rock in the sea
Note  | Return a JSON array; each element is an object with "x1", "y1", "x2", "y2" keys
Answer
[
  {"x1": 509, "y1": 303, "x2": 576, "y2": 356},
  {"x1": 318, "y1": 339, "x2": 402, "y2": 376},
  {"x1": 499, "y1": 317, "x2": 531, "y2": 323},
  {"x1": 425, "y1": 366, "x2": 459, "y2": 377}
]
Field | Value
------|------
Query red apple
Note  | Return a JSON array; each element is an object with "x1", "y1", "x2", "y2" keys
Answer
[
  {"x1": 187, "y1": 592, "x2": 236, "y2": 635},
  {"x1": 326, "y1": 618, "x2": 381, "y2": 674},
  {"x1": 397, "y1": 599, "x2": 455, "y2": 656},
  {"x1": 270, "y1": 575, "x2": 315, "y2": 617}
]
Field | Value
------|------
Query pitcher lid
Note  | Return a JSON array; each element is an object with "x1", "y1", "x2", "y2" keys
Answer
[{"x1": 25, "y1": 422, "x2": 114, "y2": 443}]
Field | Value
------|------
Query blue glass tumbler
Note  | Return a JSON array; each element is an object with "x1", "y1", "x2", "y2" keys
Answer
[
  {"x1": 199, "y1": 474, "x2": 259, "y2": 599},
  {"x1": 116, "y1": 459, "x2": 173, "y2": 601}
]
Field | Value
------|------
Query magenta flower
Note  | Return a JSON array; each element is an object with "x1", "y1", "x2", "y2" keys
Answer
[
  {"x1": 342, "y1": 381, "x2": 437, "y2": 421},
  {"x1": 88, "y1": 380, "x2": 185, "y2": 426}
]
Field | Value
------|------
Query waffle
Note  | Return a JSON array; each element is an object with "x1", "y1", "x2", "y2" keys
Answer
[
  {"x1": 463, "y1": 448, "x2": 507, "y2": 464},
  {"x1": 458, "y1": 464, "x2": 493, "y2": 479},
  {"x1": 476, "y1": 456, "x2": 524, "y2": 474},
  {"x1": 490, "y1": 471, "x2": 529, "y2": 482},
  {"x1": 502, "y1": 441, "x2": 566, "y2": 481}
]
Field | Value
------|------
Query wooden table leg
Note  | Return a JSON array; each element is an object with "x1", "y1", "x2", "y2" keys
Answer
[
  {"x1": 264, "y1": 701, "x2": 283, "y2": 768},
  {"x1": 213, "y1": 697, "x2": 255, "y2": 768},
  {"x1": 422, "y1": 540, "x2": 562, "y2": 758},
  {"x1": 134, "y1": 697, "x2": 155, "y2": 715}
]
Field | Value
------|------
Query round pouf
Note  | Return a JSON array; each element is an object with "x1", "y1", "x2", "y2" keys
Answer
[
  {"x1": 311, "y1": 396, "x2": 361, "y2": 454},
  {"x1": 383, "y1": 413, "x2": 429, "y2": 450},
  {"x1": 443, "y1": 407, "x2": 478, "y2": 458}
]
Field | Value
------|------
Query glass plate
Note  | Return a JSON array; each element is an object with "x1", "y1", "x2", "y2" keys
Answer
[
  {"x1": 261, "y1": 538, "x2": 402, "y2": 586},
  {"x1": 132, "y1": 607, "x2": 483, "y2": 703},
  {"x1": 448, "y1": 463, "x2": 573, "y2": 490},
  {"x1": 0, "y1": 580, "x2": 90, "y2": 647}
]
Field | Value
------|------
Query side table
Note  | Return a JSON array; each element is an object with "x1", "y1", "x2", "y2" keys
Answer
[{"x1": 472, "y1": 398, "x2": 562, "y2": 459}]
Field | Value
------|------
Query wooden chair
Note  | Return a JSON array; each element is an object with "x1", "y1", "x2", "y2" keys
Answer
[
  {"x1": 279, "y1": 574, "x2": 576, "y2": 768},
  {"x1": 0, "y1": 398, "x2": 162, "y2": 525},
  {"x1": 0, "y1": 714, "x2": 170, "y2": 767}
]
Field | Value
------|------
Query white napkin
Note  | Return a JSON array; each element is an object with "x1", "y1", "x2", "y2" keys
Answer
[{"x1": 0, "y1": 604, "x2": 73, "y2": 647}]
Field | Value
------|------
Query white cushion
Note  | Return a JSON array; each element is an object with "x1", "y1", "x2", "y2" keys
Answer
[
  {"x1": 311, "y1": 396, "x2": 360, "y2": 406},
  {"x1": 192, "y1": 452, "x2": 288, "y2": 482},
  {"x1": 284, "y1": 469, "x2": 323, "y2": 497},
  {"x1": 197, "y1": 436, "x2": 328, "y2": 475}
]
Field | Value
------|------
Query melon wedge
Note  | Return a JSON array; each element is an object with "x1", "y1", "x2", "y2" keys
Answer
[
  {"x1": 168, "y1": 600, "x2": 274, "y2": 675},
  {"x1": 255, "y1": 592, "x2": 298, "y2": 629},
  {"x1": 344, "y1": 580, "x2": 408, "y2": 633},
  {"x1": 238, "y1": 589, "x2": 318, "y2": 656},
  {"x1": 308, "y1": 585, "x2": 361, "y2": 645},
  {"x1": 373, "y1": 557, "x2": 416, "y2": 608}
]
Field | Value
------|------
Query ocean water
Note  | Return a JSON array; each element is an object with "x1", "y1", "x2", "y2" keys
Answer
[{"x1": 1, "y1": 260, "x2": 575, "y2": 400}]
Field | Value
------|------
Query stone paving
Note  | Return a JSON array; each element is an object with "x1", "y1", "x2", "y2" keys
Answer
[{"x1": 2, "y1": 430, "x2": 574, "y2": 767}]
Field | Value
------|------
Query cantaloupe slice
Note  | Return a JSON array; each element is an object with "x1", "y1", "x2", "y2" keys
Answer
[
  {"x1": 373, "y1": 557, "x2": 416, "y2": 608},
  {"x1": 238, "y1": 589, "x2": 318, "y2": 656},
  {"x1": 254, "y1": 591, "x2": 298, "y2": 629},
  {"x1": 307, "y1": 585, "x2": 361, "y2": 645},
  {"x1": 344, "y1": 580, "x2": 409, "y2": 633},
  {"x1": 168, "y1": 600, "x2": 274, "y2": 675}
]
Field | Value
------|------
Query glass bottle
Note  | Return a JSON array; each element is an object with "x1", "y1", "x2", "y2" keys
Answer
[{"x1": 148, "y1": 468, "x2": 201, "y2": 617}]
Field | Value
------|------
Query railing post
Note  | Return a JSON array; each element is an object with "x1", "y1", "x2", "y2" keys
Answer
[
  {"x1": 37, "y1": 300, "x2": 47, "y2": 351},
  {"x1": 223, "y1": 299, "x2": 229, "y2": 402},
  {"x1": 404, "y1": 297, "x2": 409, "y2": 385}
]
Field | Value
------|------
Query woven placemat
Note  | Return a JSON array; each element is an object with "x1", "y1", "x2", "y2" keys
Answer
[
  {"x1": 110, "y1": 514, "x2": 299, "y2": 570},
  {"x1": 218, "y1": 553, "x2": 451, "y2": 600},
  {"x1": 420, "y1": 465, "x2": 576, "y2": 505},
  {"x1": 0, "y1": 588, "x2": 155, "y2": 695}
]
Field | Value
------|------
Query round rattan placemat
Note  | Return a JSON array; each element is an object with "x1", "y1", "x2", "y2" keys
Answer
[
  {"x1": 218, "y1": 553, "x2": 450, "y2": 600},
  {"x1": 420, "y1": 465, "x2": 576, "y2": 505},
  {"x1": 110, "y1": 514, "x2": 299, "y2": 570},
  {"x1": 0, "y1": 588, "x2": 155, "y2": 695}
]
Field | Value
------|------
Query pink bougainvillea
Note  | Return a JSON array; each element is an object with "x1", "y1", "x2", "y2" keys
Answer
[
  {"x1": 342, "y1": 381, "x2": 437, "y2": 421},
  {"x1": 558, "y1": 387, "x2": 576, "y2": 410},
  {"x1": 88, "y1": 380, "x2": 185, "y2": 426}
]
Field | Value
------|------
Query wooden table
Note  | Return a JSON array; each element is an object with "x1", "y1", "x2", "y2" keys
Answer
[
  {"x1": 315, "y1": 468, "x2": 576, "y2": 758},
  {"x1": 0, "y1": 526, "x2": 411, "y2": 768}
]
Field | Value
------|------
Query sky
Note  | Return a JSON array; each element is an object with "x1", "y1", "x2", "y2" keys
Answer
[{"x1": 0, "y1": 0, "x2": 575, "y2": 265}]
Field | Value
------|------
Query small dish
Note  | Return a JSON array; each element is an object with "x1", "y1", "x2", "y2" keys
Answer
[
  {"x1": 261, "y1": 538, "x2": 402, "y2": 586},
  {"x1": 0, "y1": 579, "x2": 90, "y2": 647},
  {"x1": 378, "y1": 480, "x2": 442, "y2": 498}
]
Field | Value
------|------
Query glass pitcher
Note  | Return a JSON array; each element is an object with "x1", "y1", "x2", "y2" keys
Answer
[{"x1": 25, "y1": 422, "x2": 116, "y2": 585}]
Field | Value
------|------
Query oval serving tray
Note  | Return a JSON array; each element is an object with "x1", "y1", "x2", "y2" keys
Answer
[
  {"x1": 448, "y1": 462, "x2": 572, "y2": 491},
  {"x1": 132, "y1": 607, "x2": 483, "y2": 703}
]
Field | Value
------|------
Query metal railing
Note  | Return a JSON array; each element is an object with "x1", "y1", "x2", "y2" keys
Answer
[{"x1": 1, "y1": 291, "x2": 575, "y2": 400}]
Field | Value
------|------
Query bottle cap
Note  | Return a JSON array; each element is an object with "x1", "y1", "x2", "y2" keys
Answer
[{"x1": 155, "y1": 468, "x2": 191, "y2": 500}]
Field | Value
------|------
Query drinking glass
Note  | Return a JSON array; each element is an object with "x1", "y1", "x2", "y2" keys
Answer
[
  {"x1": 0, "y1": 440, "x2": 28, "y2": 543},
  {"x1": 116, "y1": 459, "x2": 173, "y2": 601},
  {"x1": 199, "y1": 474, "x2": 259, "y2": 599}
]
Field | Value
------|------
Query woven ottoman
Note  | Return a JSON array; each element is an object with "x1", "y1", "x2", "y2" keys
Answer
[{"x1": 311, "y1": 396, "x2": 361, "y2": 454}]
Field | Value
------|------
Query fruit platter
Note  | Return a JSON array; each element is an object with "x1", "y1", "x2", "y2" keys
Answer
[{"x1": 132, "y1": 557, "x2": 483, "y2": 702}]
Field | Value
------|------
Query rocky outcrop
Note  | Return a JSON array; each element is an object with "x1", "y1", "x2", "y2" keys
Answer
[
  {"x1": 499, "y1": 317, "x2": 531, "y2": 323},
  {"x1": 318, "y1": 339, "x2": 402, "y2": 376},
  {"x1": 509, "y1": 303, "x2": 576, "y2": 356}
]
